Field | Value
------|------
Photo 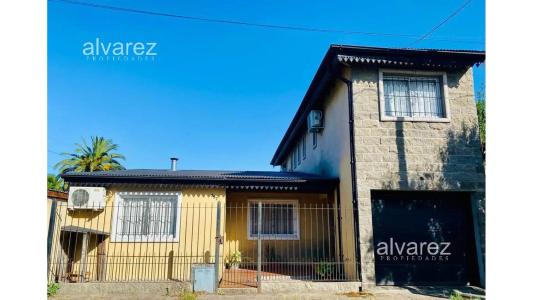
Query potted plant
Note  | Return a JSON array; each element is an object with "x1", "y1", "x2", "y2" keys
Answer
[{"x1": 225, "y1": 250, "x2": 242, "y2": 269}]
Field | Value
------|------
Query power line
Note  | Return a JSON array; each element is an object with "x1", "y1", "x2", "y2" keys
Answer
[
  {"x1": 48, "y1": 149, "x2": 62, "y2": 155},
  {"x1": 50, "y1": 0, "x2": 483, "y2": 44},
  {"x1": 408, "y1": 0, "x2": 474, "y2": 47}
]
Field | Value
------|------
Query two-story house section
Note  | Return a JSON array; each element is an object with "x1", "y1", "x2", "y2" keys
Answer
[{"x1": 271, "y1": 45, "x2": 486, "y2": 287}]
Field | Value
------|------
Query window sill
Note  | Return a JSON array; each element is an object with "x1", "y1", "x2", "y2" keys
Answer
[
  {"x1": 111, "y1": 236, "x2": 180, "y2": 243},
  {"x1": 380, "y1": 115, "x2": 451, "y2": 123},
  {"x1": 247, "y1": 234, "x2": 299, "y2": 241}
]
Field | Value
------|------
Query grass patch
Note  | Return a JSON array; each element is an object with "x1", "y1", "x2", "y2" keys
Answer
[
  {"x1": 179, "y1": 291, "x2": 197, "y2": 300},
  {"x1": 47, "y1": 283, "x2": 60, "y2": 297},
  {"x1": 449, "y1": 291, "x2": 482, "y2": 300}
]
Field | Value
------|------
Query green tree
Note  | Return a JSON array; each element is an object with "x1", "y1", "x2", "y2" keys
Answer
[
  {"x1": 47, "y1": 174, "x2": 66, "y2": 191},
  {"x1": 476, "y1": 88, "x2": 486, "y2": 156},
  {"x1": 54, "y1": 136, "x2": 126, "y2": 174}
]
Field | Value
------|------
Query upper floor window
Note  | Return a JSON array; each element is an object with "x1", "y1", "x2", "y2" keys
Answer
[
  {"x1": 297, "y1": 140, "x2": 301, "y2": 165},
  {"x1": 379, "y1": 70, "x2": 450, "y2": 122},
  {"x1": 292, "y1": 150, "x2": 297, "y2": 169},
  {"x1": 302, "y1": 135, "x2": 306, "y2": 160}
]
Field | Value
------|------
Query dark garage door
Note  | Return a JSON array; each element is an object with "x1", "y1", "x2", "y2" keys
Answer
[{"x1": 371, "y1": 191, "x2": 479, "y2": 286}]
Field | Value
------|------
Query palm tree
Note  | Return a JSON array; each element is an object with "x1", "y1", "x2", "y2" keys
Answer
[
  {"x1": 47, "y1": 174, "x2": 66, "y2": 191},
  {"x1": 55, "y1": 136, "x2": 126, "y2": 174}
]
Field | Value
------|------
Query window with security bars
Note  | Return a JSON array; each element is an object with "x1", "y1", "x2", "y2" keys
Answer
[
  {"x1": 248, "y1": 200, "x2": 299, "y2": 240},
  {"x1": 113, "y1": 193, "x2": 179, "y2": 242},
  {"x1": 382, "y1": 74, "x2": 446, "y2": 119}
]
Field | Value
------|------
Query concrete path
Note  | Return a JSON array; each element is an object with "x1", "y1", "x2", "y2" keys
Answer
[
  {"x1": 51, "y1": 286, "x2": 485, "y2": 300},
  {"x1": 198, "y1": 291, "x2": 446, "y2": 300}
]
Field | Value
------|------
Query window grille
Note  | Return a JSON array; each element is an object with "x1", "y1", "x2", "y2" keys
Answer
[
  {"x1": 113, "y1": 194, "x2": 179, "y2": 242},
  {"x1": 383, "y1": 75, "x2": 445, "y2": 119},
  {"x1": 248, "y1": 200, "x2": 299, "y2": 240}
]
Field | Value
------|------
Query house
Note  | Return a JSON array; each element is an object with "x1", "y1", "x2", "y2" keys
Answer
[
  {"x1": 49, "y1": 45, "x2": 485, "y2": 290},
  {"x1": 47, "y1": 189, "x2": 68, "y2": 269}
]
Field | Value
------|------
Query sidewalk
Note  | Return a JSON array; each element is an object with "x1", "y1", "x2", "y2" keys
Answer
[{"x1": 50, "y1": 285, "x2": 485, "y2": 300}]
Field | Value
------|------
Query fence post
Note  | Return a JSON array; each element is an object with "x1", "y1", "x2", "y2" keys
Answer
[
  {"x1": 214, "y1": 201, "x2": 222, "y2": 292},
  {"x1": 257, "y1": 202, "x2": 262, "y2": 293}
]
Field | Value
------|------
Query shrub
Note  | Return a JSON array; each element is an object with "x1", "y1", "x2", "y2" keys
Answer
[
  {"x1": 179, "y1": 291, "x2": 196, "y2": 300},
  {"x1": 47, "y1": 283, "x2": 60, "y2": 297}
]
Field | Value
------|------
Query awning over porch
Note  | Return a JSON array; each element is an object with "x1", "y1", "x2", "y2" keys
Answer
[{"x1": 61, "y1": 226, "x2": 109, "y2": 236}]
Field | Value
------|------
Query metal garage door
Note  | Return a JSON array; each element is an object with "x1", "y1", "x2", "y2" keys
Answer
[{"x1": 371, "y1": 191, "x2": 479, "y2": 286}]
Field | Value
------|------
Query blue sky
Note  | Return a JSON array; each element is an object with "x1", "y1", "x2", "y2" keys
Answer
[{"x1": 48, "y1": 0, "x2": 485, "y2": 173}]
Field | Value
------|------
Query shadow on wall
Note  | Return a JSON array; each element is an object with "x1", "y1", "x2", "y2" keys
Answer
[
  {"x1": 381, "y1": 121, "x2": 484, "y2": 191},
  {"x1": 363, "y1": 121, "x2": 485, "y2": 288}
]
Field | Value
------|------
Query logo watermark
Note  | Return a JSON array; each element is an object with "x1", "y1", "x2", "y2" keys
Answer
[
  {"x1": 376, "y1": 238, "x2": 451, "y2": 262},
  {"x1": 82, "y1": 37, "x2": 158, "y2": 62}
]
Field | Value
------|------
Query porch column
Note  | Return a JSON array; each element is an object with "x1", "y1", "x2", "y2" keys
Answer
[{"x1": 80, "y1": 232, "x2": 88, "y2": 282}]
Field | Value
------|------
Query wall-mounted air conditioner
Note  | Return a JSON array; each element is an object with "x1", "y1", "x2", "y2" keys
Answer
[
  {"x1": 68, "y1": 187, "x2": 106, "y2": 210},
  {"x1": 307, "y1": 110, "x2": 324, "y2": 132}
]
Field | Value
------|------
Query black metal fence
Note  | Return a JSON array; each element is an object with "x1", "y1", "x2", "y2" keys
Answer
[{"x1": 47, "y1": 200, "x2": 359, "y2": 287}]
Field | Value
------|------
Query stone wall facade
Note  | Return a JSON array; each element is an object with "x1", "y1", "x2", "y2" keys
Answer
[{"x1": 351, "y1": 65, "x2": 485, "y2": 287}]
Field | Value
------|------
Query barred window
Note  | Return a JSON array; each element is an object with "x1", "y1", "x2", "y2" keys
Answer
[
  {"x1": 113, "y1": 192, "x2": 180, "y2": 242},
  {"x1": 248, "y1": 200, "x2": 299, "y2": 240},
  {"x1": 382, "y1": 74, "x2": 447, "y2": 120}
]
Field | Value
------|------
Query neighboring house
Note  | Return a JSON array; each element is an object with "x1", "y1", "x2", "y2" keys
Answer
[
  {"x1": 48, "y1": 189, "x2": 68, "y2": 226},
  {"x1": 49, "y1": 45, "x2": 485, "y2": 290},
  {"x1": 47, "y1": 190, "x2": 68, "y2": 272}
]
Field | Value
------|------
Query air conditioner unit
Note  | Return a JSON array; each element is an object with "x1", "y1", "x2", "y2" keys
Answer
[
  {"x1": 68, "y1": 187, "x2": 106, "y2": 210},
  {"x1": 307, "y1": 110, "x2": 324, "y2": 132}
]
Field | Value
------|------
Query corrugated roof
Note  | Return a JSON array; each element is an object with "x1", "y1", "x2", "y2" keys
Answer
[
  {"x1": 61, "y1": 169, "x2": 339, "y2": 192},
  {"x1": 62, "y1": 169, "x2": 334, "y2": 180}
]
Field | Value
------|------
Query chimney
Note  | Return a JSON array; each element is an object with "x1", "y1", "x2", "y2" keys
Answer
[{"x1": 170, "y1": 157, "x2": 178, "y2": 171}]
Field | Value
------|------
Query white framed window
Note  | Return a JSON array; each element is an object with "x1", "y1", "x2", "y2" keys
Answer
[
  {"x1": 378, "y1": 69, "x2": 450, "y2": 122},
  {"x1": 247, "y1": 199, "x2": 300, "y2": 240},
  {"x1": 290, "y1": 151, "x2": 295, "y2": 170},
  {"x1": 302, "y1": 135, "x2": 306, "y2": 160},
  {"x1": 297, "y1": 141, "x2": 301, "y2": 165},
  {"x1": 112, "y1": 192, "x2": 181, "y2": 242}
]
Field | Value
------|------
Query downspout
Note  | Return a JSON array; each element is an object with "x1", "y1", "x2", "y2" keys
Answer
[{"x1": 338, "y1": 74, "x2": 363, "y2": 285}]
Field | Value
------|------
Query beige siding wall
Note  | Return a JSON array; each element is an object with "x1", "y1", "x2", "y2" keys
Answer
[
  {"x1": 224, "y1": 191, "x2": 335, "y2": 262},
  {"x1": 49, "y1": 187, "x2": 226, "y2": 282},
  {"x1": 280, "y1": 76, "x2": 358, "y2": 279}
]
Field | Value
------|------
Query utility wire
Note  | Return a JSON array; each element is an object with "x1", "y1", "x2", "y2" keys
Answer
[
  {"x1": 408, "y1": 0, "x2": 474, "y2": 47},
  {"x1": 50, "y1": 0, "x2": 483, "y2": 44},
  {"x1": 48, "y1": 149, "x2": 62, "y2": 155}
]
